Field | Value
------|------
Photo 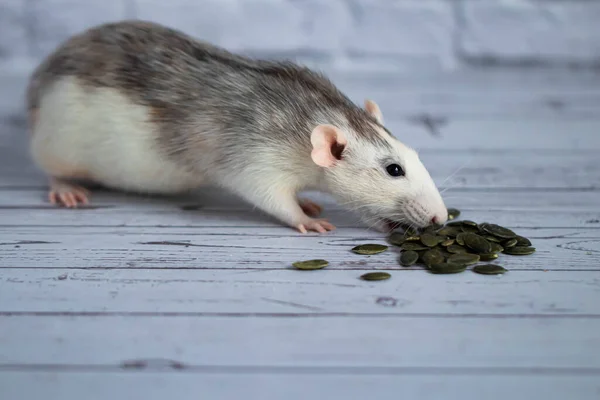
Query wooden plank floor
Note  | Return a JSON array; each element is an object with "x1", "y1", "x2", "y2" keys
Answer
[{"x1": 1, "y1": 69, "x2": 600, "y2": 400}]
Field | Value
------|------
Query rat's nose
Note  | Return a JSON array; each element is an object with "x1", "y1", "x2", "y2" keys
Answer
[{"x1": 431, "y1": 212, "x2": 447, "y2": 226}]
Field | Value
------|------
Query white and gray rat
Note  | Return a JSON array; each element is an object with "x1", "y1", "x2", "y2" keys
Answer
[{"x1": 26, "y1": 20, "x2": 447, "y2": 233}]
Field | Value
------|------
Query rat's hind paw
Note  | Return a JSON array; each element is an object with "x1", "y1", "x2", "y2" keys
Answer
[
  {"x1": 48, "y1": 178, "x2": 90, "y2": 208},
  {"x1": 298, "y1": 198, "x2": 323, "y2": 217},
  {"x1": 296, "y1": 218, "x2": 336, "y2": 234}
]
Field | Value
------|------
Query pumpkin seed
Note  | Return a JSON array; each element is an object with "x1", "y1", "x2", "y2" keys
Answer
[
  {"x1": 360, "y1": 272, "x2": 391, "y2": 281},
  {"x1": 503, "y1": 238, "x2": 518, "y2": 248},
  {"x1": 441, "y1": 238, "x2": 455, "y2": 247},
  {"x1": 401, "y1": 242, "x2": 430, "y2": 251},
  {"x1": 503, "y1": 246, "x2": 536, "y2": 256},
  {"x1": 515, "y1": 235, "x2": 532, "y2": 246},
  {"x1": 473, "y1": 264, "x2": 507, "y2": 275},
  {"x1": 479, "y1": 253, "x2": 499, "y2": 261},
  {"x1": 437, "y1": 226, "x2": 462, "y2": 237},
  {"x1": 456, "y1": 233, "x2": 468, "y2": 246},
  {"x1": 422, "y1": 249, "x2": 446, "y2": 267},
  {"x1": 400, "y1": 250, "x2": 419, "y2": 266},
  {"x1": 447, "y1": 244, "x2": 468, "y2": 254},
  {"x1": 446, "y1": 221, "x2": 465, "y2": 227},
  {"x1": 489, "y1": 242, "x2": 504, "y2": 254},
  {"x1": 463, "y1": 233, "x2": 492, "y2": 254},
  {"x1": 462, "y1": 220, "x2": 478, "y2": 227},
  {"x1": 292, "y1": 259, "x2": 329, "y2": 270},
  {"x1": 429, "y1": 262, "x2": 467, "y2": 274},
  {"x1": 481, "y1": 223, "x2": 517, "y2": 239},
  {"x1": 447, "y1": 253, "x2": 481, "y2": 266},
  {"x1": 352, "y1": 244, "x2": 389, "y2": 255},
  {"x1": 460, "y1": 225, "x2": 480, "y2": 234},
  {"x1": 421, "y1": 233, "x2": 442, "y2": 247},
  {"x1": 484, "y1": 235, "x2": 502, "y2": 243},
  {"x1": 447, "y1": 208, "x2": 461, "y2": 220}
]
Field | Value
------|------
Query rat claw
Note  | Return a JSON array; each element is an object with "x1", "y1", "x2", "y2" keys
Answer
[
  {"x1": 297, "y1": 224, "x2": 308, "y2": 234},
  {"x1": 295, "y1": 218, "x2": 336, "y2": 234},
  {"x1": 48, "y1": 178, "x2": 91, "y2": 208}
]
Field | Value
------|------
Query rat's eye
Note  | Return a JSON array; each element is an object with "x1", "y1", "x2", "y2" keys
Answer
[{"x1": 386, "y1": 164, "x2": 404, "y2": 177}]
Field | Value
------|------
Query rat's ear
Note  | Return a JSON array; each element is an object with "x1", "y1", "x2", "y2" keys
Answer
[
  {"x1": 364, "y1": 99, "x2": 384, "y2": 124},
  {"x1": 310, "y1": 124, "x2": 347, "y2": 168}
]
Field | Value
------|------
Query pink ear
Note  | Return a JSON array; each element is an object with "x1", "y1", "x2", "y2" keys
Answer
[
  {"x1": 364, "y1": 99, "x2": 383, "y2": 124},
  {"x1": 310, "y1": 124, "x2": 347, "y2": 168}
]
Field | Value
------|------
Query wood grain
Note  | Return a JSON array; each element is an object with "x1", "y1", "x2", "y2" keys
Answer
[
  {"x1": 1, "y1": 269, "x2": 599, "y2": 315},
  {"x1": 2, "y1": 68, "x2": 600, "y2": 399},
  {"x1": 1, "y1": 371, "x2": 599, "y2": 400},
  {"x1": 0, "y1": 226, "x2": 598, "y2": 270},
  {"x1": 1, "y1": 316, "x2": 599, "y2": 368}
]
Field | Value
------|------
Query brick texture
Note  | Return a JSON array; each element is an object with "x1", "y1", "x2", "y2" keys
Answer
[
  {"x1": 0, "y1": 0, "x2": 599, "y2": 75},
  {"x1": 460, "y1": 0, "x2": 600, "y2": 65}
]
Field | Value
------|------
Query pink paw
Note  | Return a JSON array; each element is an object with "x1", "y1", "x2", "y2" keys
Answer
[
  {"x1": 298, "y1": 198, "x2": 323, "y2": 217},
  {"x1": 296, "y1": 218, "x2": 336, "y2": 234},
  {"x1": 48, "y1": 179, "x2": 90, "y2": 208}
]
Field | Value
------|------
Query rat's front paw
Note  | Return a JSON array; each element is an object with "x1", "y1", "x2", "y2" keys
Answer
[
  {"x1": 298, "y1": 198, "x2": 323, "y2": 217},
  {"x1": 296, "y1": 218, "x2": 336, "y2": 234}
]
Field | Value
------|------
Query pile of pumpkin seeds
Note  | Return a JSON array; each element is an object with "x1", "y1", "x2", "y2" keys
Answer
[
  {"x1": 390, "y1": 217, "x2": 534, "y2": 275},
  {"x1": 291, "y1": 208, "x2": 535, "y2": 279}
]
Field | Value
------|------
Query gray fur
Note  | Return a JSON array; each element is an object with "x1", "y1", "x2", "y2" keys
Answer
[{"x1": 27, "y1": 20, "x2": 391, "y2": 176}]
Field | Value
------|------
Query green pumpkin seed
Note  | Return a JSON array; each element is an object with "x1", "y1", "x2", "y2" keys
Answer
[
  {"x1": 463, "y1": 233, "x2": 492, "y2": 254},
  {"x1": 400, "y1": 250, "x2": 419, "y2": 266},
  {"x1": 420, "y1": 233, "x2": 442, "y2": 247},
  {"x1": 446, "y1": 221, "x2": 465, "y2": 227},
  {"x1": 447, "y1": 244, "x2": 468, "y2": 254},
  {"x1": 460, "y1": 225, "x2": 480, "y2": 234},
  {"x1": 456, "y1": 233, "x2": 468, "y2": 246},
  {"x1": 441, "y1": 239, "x2": 455, "y2": 247},
  {"x1": 292, "y1": 259, "x2": 329, "y2": 270},
  {"x1": 473, "y1": 264, "x2": 507, "y2": 275},
  {"x1": 422, "y1": 249, "x2": 446, "y2": 267},
  {"x1": 447, "y1": 253, "x2": 481, "y2": 266},
  {"x1": 515, "y1": 235, "x2": 532, "y2": 246},
  {"x1": 429, "y1": 262, "x2": 467, "y2": 274},
  {"x1": 503, "y1": 246, "x2": 536, "y2": 256},
  {"x1": 489, "y1": 242, "x2": 504, "y2": 254},
  {"x1": 387, "y1": 233, "x2": 406, "y2": 246},
  {"x1": 401, "y1": 242, "x2": 430, "y2": 251},
  {"x1": 437, "y1": 226, "x2": 462, "y2": 237},
  {"x1": 461, "y1": 220, "x2": 478, "y2": 227},
  {"x1": 422, "y1": 225, "x2": 438, "y2": 234},
  {"x1": 503, "y1": 238, "x2": 518, "y2": 248},
  {"x1": 352, "y1": 244, "x2": 389, "y2": 255},
  {"x1": 484, "y1": 235, "x2": 502, "y2": 243},
  {"x1": 447, "y1": 208, "x2": 461, "y2": 220},
  {"x1": 481, "y1": 223, "x2": 517, "y2": 239},
  {"x1": 405, "y1": 227, "x2": 418, "y2": 236},
  {"x1": 360, "y1": 272, "x2": 391, "y2": 281},
  {"x1": 479, "y1": 253, "x2": 499, "y2": 261}
]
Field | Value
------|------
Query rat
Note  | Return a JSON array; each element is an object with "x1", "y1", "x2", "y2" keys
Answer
[{"x1": 26, "y1": 20, "x2": 448, "y2": 234}]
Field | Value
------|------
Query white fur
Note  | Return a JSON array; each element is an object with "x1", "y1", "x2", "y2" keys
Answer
[
  {"x1": 31, "y1": 77, "x2": 201, "y2": 194},
  {"x1": 323, "y1": 119, "x2": 447, "y2": 230}
]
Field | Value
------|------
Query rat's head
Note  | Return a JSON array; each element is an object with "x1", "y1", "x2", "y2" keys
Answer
[{"x1": 310, "y1": 100, "x2": 447, "y2": 232}]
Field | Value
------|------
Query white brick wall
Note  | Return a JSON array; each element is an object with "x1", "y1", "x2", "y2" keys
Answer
[
  {"x1": 0, "y1": 0, "x2": 599, "y2": 74},
  {"x1": 460, "y1": 0, "x2": 600, "y2": 65}
]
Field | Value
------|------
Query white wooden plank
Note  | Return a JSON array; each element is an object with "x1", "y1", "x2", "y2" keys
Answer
[
  {"x1": 1, "y1": 372, "x2": 599, "y2": 400},
  {"x1": 0, "y1": 202, "x2": 598, "y2": 229},
  {"x1": 1, "y1": 316, "x2": 599, "y2": 368},
  {"x1": 1, "y1": 269, "x2": 598, "y2": 315},
  {"x1": 333, "y1": 68, "x2": 600, "y2": 118},
  {"x1": 1, "y1": 188, "x2": 599, "y2": 211},
  {"x1": 0, "y1": 226, "x2": 597, "y2": 270}
]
